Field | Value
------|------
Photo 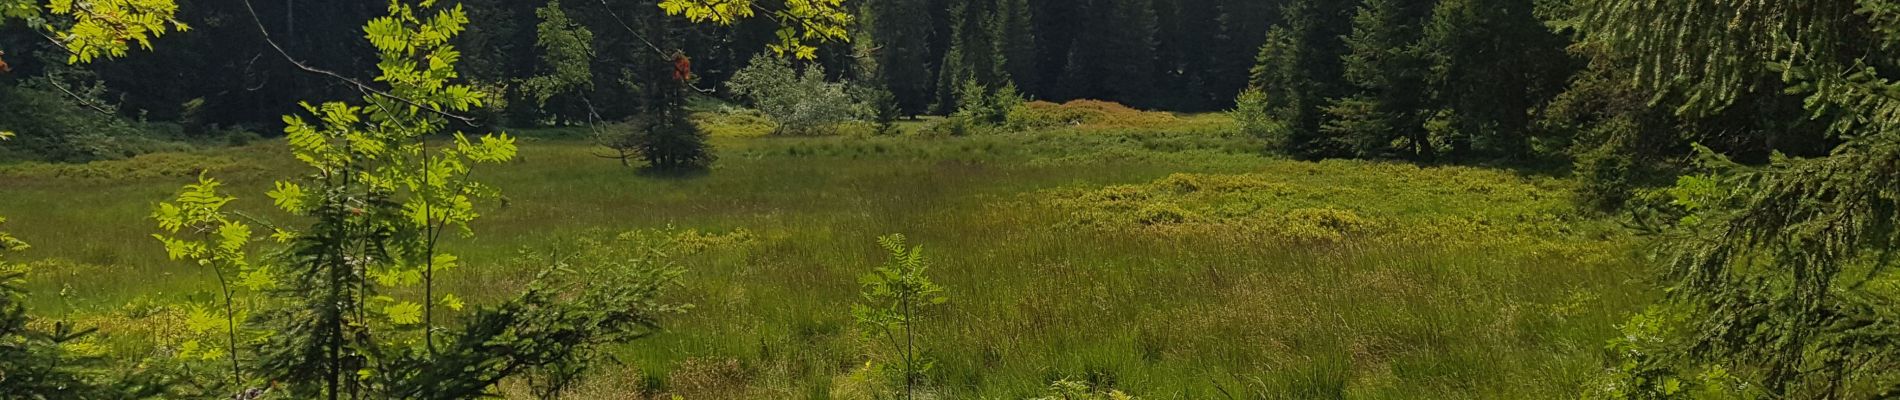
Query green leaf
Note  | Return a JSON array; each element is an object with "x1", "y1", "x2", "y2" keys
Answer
[
  {"x1": 268, "y1": 181, "x2": 307, "y2": 213},
  {"x1": 385, "y1": 301, "x2": 423, "y2": 325},
  {"x1": 238, "y1": 267, "x2": 277, "y2": 291},
  {"x1": 216, "y1": 222, "x2": 251, "y2": 252},
  {"x1": 440, "y1": 293, "x2": 464, "y2": 311}
]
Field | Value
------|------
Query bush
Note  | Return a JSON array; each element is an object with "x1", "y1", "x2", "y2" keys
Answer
[
  {"x1": 691, "y1": 108, "x2": 776, "y2": 138},
  {"x1": 726, "y1": 55, "x2": 863, "y2": 136},
  {"x1": 1004, "y1": 99, "x2": 1179, "y2": 131},
  {"x1": 1038, "y1": 163, "x2": 1599, "y2": 247},
  {"x1": 1032, "y1": 379, "x2": 1139, "y2": 400},
  {"x1": 1006, "y1": 101, "x2": 1087, "y2": 129},
  {"x1": 0, "y1": 152, "x2": 261, "y2": 182}
]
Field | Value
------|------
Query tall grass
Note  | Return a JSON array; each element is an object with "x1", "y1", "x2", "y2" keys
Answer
[{"x1": 0, "y1": 122, "x2": 1652, "y2": 398}]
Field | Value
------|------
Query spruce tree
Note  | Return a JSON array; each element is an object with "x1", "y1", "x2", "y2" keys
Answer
[
  {"x1": 991, "y1": 0, "x2": 1038, "y2": 94},
  {"x1": 1321, "y1": 0, "x2": 1434, "y2": 159},
  {"x1": 1208, "y1": 0, "x2": 1280, "y2": 108},
  {"x1": 1249, "y1": 0, "x2": 1354, "y2": 157},
  {"x1": 1419, "y1": 0, "x2": 1570, "y2": 159},
  {"x1": 1573, "y1": 0, "x2": 1900, "y2": 396},
  {"x1": 1055, "y1": 0, "x2": 1158, "y2": 105},
  {"x1": 934, "y1": 0, "x2": 997, "y2": 113},
  {"x1": 863, "y1": 0, "x2": 936, "y2": 116}
]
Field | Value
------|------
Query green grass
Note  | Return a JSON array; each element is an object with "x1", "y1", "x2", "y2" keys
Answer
[{"x1": 0, "y1": 123, "x2": 1652, "y2": 399}]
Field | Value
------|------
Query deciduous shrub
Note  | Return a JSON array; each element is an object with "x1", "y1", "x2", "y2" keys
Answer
[
  {"x1": 1032, "y1": 378, "x2": 1139, "y2": 400},
  {"x1": 0, "y1": 152, "x2": 260, "y2": 182},
  {"x1": 690, "y1": 108, "x2": 776, "y2": 138},
  {"x1": 727, "y1": 55, "x2": 864, "y2": 136},
  {"x1": 853, "y1": 234, "x2": 946, "y2": 399}
]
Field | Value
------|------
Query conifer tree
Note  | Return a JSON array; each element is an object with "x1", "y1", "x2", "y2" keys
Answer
[
  {"x1": 935, "y1": 0, "x2": 998, "y2": 113},
  {"x1": 1419, "y1": 0, "x2": 1570, "y2": 159},
  {"x1": 863, "y1": 0, "x2": 936, "y2": 116},
  {"x1": 991, "y1": 0, "x2": 1038, "y2": 94},
  {"x1": 1321, "y1": 0, "x2": 1434, "y2": 159},
  {"x1": 1207, "y1": 0, "x2": 1279, "y2": 108},
  {"x1": 1055, "y1": 0, "x2": 1157, "y2": 105},
  {"x1": 1250, "y1": 0, "x2": 1354, "y2": 157},
  {"x1": 1573, "y1": 0, "x2": 1900, "y2": 396}
]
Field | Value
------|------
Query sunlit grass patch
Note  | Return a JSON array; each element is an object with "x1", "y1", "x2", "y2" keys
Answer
[
  {"x1": 692, "y1": 109, "x2": 777, "y2": 138},
  {"x1": 1037, "y1": 159, "x2": 1608, "y2": 248}
]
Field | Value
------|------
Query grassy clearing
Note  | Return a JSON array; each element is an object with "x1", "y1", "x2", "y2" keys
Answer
[{"x1": 0, "y1": 120, "x2": 1651, "y2": 398}]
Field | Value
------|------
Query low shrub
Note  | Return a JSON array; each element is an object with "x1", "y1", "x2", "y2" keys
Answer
[
  {"x1": 0, "y1": 152, "x2": 261, "y2": 182},
  {"x1": 1032, "y1": 379, "x2": 1140, "y2": 400},
  {"x1": 1037, "y1": 162, "x2": 1613, "y2": 248},
  {"x1": 691, "y1": 109, "x2": 777, "y2": 138},
  {"x1": 1006, "y1": 99, "x2": 1182, "y2": 131}
]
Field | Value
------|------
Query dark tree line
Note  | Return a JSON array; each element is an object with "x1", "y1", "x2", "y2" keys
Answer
[
  {"x1": 1232, "y1": 0, "x2": 1834, "y2": 207},
  {"x1": 0, "y1": 0, "x2": 1281, "y2": 135},
  {"x1": 0, "y1": 0, "x2": 1846, "y2": 204}
]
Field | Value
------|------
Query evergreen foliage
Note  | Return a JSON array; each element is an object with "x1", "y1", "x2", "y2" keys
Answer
[
  {"x1": 1250, "y1": 0, "x2": 1354, "y2": 158},
  {"x1": 1571, "y1": 0, "x2": 1900, "y2": 397},
  {"x1": 859, "y1": 0, "x2": 935, "y2": 116},
  {"x1": 1320, "y1": 0, "x2": 1433, "y2": 159}
]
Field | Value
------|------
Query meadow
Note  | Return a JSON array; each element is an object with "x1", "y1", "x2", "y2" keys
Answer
[{"x1": 0, "y1": 117, "x2": 1654, "y2": 398}]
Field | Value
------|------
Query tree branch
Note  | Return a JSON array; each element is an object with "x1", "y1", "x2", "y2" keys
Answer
[
  {"x1": 238, "y1": 0, "x2": 479, "y2": 124},
  {"x1": 593, "y1": 0, "x2": 716, "y2": 94}
]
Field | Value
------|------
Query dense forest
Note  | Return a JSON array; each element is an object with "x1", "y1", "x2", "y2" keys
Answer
[
  {"x1": 4, "y1": 0, "x2": 1900, "y2": 398},
  {"x1": 0, "y1": 0, "x2": 1839, "y2": 204}
]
